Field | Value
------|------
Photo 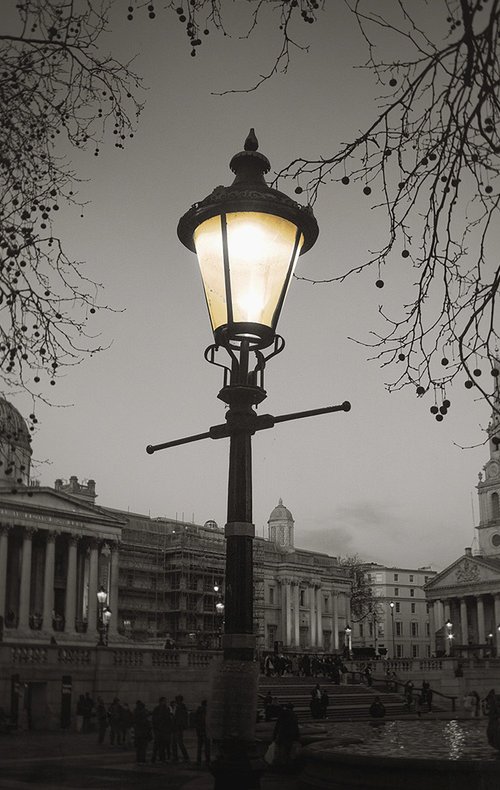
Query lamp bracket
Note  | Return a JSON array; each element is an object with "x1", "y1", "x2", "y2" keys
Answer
[{"x1": 146, "y1": 400, "x2": 351, "y2": 454}]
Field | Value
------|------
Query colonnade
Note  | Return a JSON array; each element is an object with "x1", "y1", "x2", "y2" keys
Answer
[
  {"x1": 0, "y1": 523, "x2": 119, "y2": 640},
  {"x1": 429, "y1": 593, "x2": 500, "y2": 656},
  {"x1": 279, "y1": 577, "x2": 348, "y2": 651}
]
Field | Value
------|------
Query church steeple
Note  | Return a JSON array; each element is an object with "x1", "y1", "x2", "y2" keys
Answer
[{"x1": 475, "y1": 365, "x2": 500, "y2": 555}]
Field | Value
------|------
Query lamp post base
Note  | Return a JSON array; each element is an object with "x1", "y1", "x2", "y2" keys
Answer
[{"x1": 208, "y1": 659, "x2": 261, "y2": 789}]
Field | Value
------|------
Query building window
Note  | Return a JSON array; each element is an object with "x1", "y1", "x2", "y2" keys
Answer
[
  {"x1": 359, "y1": 623, "x2": 364, "y2": 638},
  {"x1": 426, "y1": 603, "x2": 430, "y2": 613},
  {"x1": 426, "y1": 645, "x2": 431, "y2": 657},
  {"x1": 394, "y1": 587, "x2": 399, "y2": 596},
  {"x1": 409, "y1": 575, "x2": 414, "y2": 582},
  {"x1": 300, "y1": 589, "x2": 305, "y2": 607},
  {"x1": 411, "y1": 603, "x2": 416, "y2": 614},
  {"x1": 492, "y1": 492, "x2": 500, "y2": 518},
  {"x1": 411, "y1": 621, "x2": 418, "y2": 637},
  {"x1": 426, "y1": 622, "x2": 430, "y2": 636},
  {"x1": 369, "y1": 621, "x2": 374, "y2": 637},
  {"x1": 396, "y1": 644, "x2": 403, "y2": 658},
  {"x1": 269, "y1": 587, "x2": 275, "y2": 605},
  {"x1": 395, "y1": 602, "x2": 401, "y2": 613},
  {"x1": 410, "y1": 588, "x2": 415, "y2": 597},
  {"x1": 396, "y1": 621, "x2": 403, "y2": 636},
  {"x1": 393, "y1": 573, "x2": 399, "y2": 581},
  {"x1": 412, "y1": 644, "x2": 419, "y2": 658},
  {"x1": 324, "y1": 596, "x2": 329, "y2": 612}
]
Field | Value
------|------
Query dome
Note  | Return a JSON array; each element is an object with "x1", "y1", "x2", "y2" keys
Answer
[
  {"x1": 0, "y1": 398, "x2": 31, "y2": 451},
  {"x1": 268, "y1": 498, "x2": 294, "y2": 523}
]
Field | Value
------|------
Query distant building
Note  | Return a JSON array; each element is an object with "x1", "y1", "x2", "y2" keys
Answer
[
  {"x1": 354, "y1": 563, "x2": 437, "y2": 659},
  {"x1": 0, "y1": 397, "x2": 351, "y2": 651},
  {"x1": 425, "y1": 380, "x2": 500, "y2": 657}
]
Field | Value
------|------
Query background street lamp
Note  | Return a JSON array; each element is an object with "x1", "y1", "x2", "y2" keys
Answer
[
  {"x1": 344, "y1": 624, "x2": 352, "y2": 659},
  {"x1": 97, "y1": 586, "x2": 111, "y2": 647},
  {"x1": 389, "y1": 601, "x2": 396, "y2": 659},
  {"x1": 445, "y1": 619, "x2": 454, "y2": 656}
]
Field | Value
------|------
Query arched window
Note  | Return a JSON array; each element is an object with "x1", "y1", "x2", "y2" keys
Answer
[{"x1": 492, "y1": 492, "x2": 500, "y2": 519}]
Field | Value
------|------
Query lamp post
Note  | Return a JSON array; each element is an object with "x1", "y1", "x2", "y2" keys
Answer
[
  {"x1": 97, "y1": 586, "x2": 110, "y2": 647},
  {"x1": 371, "y1": 610, "x2": 378, "y2": 657},
  {"x1": 344, "y1": 624, "x2": 352, "y2": 659},
  {"x1": 445, "y1": 619, "x2": 453, "y2": 656},
  {"x1": 148, "y1": 130, "x2": 350, "y2": 789},
  {"x1": 389, "y1": 601, "x2": 396, "y2": 659},
  {"x1": 177, "y1": 130, "x2": 319, "y2": 789}
]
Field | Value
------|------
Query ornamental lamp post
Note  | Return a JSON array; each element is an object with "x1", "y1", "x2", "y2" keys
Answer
[
  {"x1": 389, "y1": 601, "x2": 396, "y2": 659},
  {"x1": 177, "y1": 130, "x2": 318, "y2": 789},
  {"x1": 344, "y1": 624, "x2": 352, "y2": 659},
  {"x1": 148, "y1": 130, "x2": 351, "y2": 789},
  {"x1": 445, "y1": 619, "x2": 453, "y2": 656},
  {"x1": 97, "y1": 586, "x2": 108, "y2": 647}
]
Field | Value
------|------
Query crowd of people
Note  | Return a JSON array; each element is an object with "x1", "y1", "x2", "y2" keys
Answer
[
  {"x1": 76, "y1": 693, "x2": 209, "y2": 766},
  {"x1": 262, "y1": 652, "x2": 350, "y2": 683}
]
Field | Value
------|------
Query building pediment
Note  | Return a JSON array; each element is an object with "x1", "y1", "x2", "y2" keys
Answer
[
  {"x1": 0, "y1": 486, "x2": 124, "y2": 534},
  {"x1": 426, "y1": 554, "x2": 500, "y2": 595}
]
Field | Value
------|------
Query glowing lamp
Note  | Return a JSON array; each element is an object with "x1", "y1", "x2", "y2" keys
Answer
[
  {"x1": 177, "y1": 129, "x2": 318, "y2": 349},
  {"x1": 97, "y1": 586, "x2": 107, "y2": 606}
]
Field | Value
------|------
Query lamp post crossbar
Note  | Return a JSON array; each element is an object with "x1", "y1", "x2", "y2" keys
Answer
[{"x1": 146, "y1": 400, "x2": 351, "y2": 455}]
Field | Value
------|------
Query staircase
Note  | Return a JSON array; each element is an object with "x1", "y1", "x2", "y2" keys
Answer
[{"x1": 258, "y1": 675, "x2": 424, "y2": 722}]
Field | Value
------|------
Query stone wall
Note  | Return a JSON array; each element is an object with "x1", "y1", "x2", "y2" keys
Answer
[{"x1": 0, "y1": 642, "x2": 219, "y2": 730}]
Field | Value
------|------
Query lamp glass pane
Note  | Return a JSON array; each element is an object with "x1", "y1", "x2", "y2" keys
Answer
[
  {"x1": 193, "y1": 215, "x2": 227, "y2": 332},
  {"x1": 225, "y1": 212, "x2": 303, "y2": 328}
]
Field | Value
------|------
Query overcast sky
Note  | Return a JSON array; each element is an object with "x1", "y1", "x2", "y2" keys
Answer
[{"x1": 7, "y1": 2, "x2": 496, "y2": 571}]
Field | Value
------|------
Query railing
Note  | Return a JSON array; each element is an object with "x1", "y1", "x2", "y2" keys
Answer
[{"x1": 1, "y1": 641, "x2": 220, "y2": 670}]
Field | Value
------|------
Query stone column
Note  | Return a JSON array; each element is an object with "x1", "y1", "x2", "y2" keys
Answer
[
  {"x1": 42, "y1": 531, "x2": 57, "y2": 631},
  {"x1": 316, "y1": 587, "x2": 323, "y2": 649},
  {"x1": 64, "y1": 536, "x2": 78, "y2": 633},
  {"x1": 87, "y1": 539, "x2": 99, "y2": 634},
  {"x1": 477, "y1": 595, "x2": 486, "y2": 648},
  {"x1": 293, "y1": 583, "x2": 300, "y2": 647},
  {"x1": 108, "y1": 542, "x2": 120, "y2": 637},
  {"x1": 309, "y1": 586, "x2": 317, "y2": 648},
  {"x1": 460, "y1": 598, "x2": 469, "y2": 646},
  {"x1": 0, "y1": 525, "x2": 11, "y2": 619},
  {"x1": 285, "y1": 581, "x2": 293, "y2": 647},
  {"x1": 494, "y1": 594, "x2": 500, "y2": 656},
  {"x1": 19, "y1": 528, "x2": 36, "y2": 629},
  {"x1": 332, "y1": 593, "x2": 339, "y2": 650},
  {"x1": 428, "y1": 602, "x2": 436, "y2": 656}
]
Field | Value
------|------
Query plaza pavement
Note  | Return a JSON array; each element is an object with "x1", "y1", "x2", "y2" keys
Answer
[{"x1": 0, "y1": 728, "x2": 299, "y2": 790}]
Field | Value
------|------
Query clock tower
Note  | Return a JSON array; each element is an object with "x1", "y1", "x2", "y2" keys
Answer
[{"x1": 476, "y1": 372, "x2": 500, "y2": 556}]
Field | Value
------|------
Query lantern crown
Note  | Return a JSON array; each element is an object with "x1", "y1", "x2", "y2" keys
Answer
[{"x1": 177, "y1": 130, "x2": 319, "y2": 254}]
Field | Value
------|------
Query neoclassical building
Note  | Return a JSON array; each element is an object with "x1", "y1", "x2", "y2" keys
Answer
[
  {"x1": 0, "y1": 400, "x2": 124, "y2": 644},
  {"x1": 425, "y1": 385, "x2": 500, "y2": 657},
  {"x1": 0, "y1": 398, "x2": 351, "y2": 652}
]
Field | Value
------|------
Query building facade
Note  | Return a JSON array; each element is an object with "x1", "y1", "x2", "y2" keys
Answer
[
  {"x1": 354, "y1": 563, "x2": 437, "y2": 659},
  {"x1": 425, "y1": 383, "x2": 500, "y2": 657}
]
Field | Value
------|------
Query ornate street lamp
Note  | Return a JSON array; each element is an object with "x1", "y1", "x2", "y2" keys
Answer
[
  {"x1": 148, "y1": 130, "x2": 350, "y2": 789},
  {"x1": 344, "y1": 624, "x2": 352, "y2": 659},
  {"x1": 389, "y1": 601, "x2": 396, "y2": 659},
  {"x1": 445, "y1": 619, "x2": 454, "y2": 656},
  {"x1": 96, "y1": 586, "x2": 108, "y2": 647},
  {"x1": 178, "y1": 130, "x2": 319, "y2": 788}
]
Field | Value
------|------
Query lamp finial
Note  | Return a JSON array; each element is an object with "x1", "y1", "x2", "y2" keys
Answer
[{"x1": 244, "y1": 129, "x2": 259, "y2": 152}]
